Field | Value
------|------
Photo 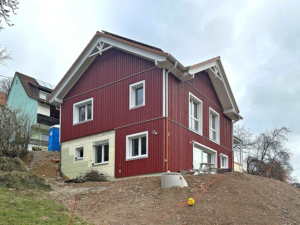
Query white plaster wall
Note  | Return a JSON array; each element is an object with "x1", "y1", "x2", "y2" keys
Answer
[
  {"x1": 62, "y1": 130, "x2": 115, "y2": 178},
  {"x1": 37, "y1": 102, "x2": 50, "y2": 116}
]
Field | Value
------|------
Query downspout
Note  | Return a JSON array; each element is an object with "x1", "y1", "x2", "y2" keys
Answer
[{"x1": 165, "y1": 61, "x2": 178, "y2": 172}]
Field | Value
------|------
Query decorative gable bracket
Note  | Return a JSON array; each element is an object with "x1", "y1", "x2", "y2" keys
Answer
[{"x1": 88, "y1": 41, "x2": 113, "y2": 58}]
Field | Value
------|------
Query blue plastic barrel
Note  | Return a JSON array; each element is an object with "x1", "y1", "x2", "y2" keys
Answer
[{"x1": 48, "y1": 125, "x2": 60, "y2": 151}]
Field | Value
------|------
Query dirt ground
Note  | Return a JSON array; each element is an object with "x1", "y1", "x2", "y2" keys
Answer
[{"x1": 30, "y1": 151, "x2": 300, "y2": 225}]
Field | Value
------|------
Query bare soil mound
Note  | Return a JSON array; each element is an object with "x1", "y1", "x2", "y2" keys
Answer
[
  {"x1": 0, "y1": 156, "x2": 51, "y2": 191},
  {"x1": 49, "y1": 172, "x2": 300, "y2": 225}
]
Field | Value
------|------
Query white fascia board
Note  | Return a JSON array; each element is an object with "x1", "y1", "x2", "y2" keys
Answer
[
  {"x1": 48, "y1": 37, "x2": 99, "y2": 104},
  {"x1": 48, "y1": 35, "x2": 167, "y2": 104},
  {"x1": 188, "y1": 61, "x2": 218, "y2": 75},
  {"x1": 99, "y1": 36, "x2": 167, "y2": 62}
]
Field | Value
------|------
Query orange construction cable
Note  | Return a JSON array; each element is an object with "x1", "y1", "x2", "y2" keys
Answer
[{"x1": 70, "y1": 196, "x2": 78, "y2": 225}]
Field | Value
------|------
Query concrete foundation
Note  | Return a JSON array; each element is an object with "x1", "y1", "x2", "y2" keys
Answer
[{"x1": 161, "y1": 172, "x2": 188, "y2": 189}]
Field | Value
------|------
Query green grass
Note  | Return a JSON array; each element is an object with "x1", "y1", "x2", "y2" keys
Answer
[{"x1": 0, "y1": 188, "x2": 92, "y2": 225}]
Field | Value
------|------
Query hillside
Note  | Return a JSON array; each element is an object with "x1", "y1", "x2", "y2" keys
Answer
[{"x1": 47, "y1": 170, "x2": 300, "y2": 224}]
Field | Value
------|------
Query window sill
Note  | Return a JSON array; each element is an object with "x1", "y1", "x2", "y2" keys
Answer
[
  {"x1": 75, "y1": 158, "x2": 83, "y2": 160},
  {"x1": 73, "y1": 119, "x2": 93, "y2": 126},
  {"x1": 93, "y1": 162, "x2": 109, "y2": 166},
  {"x1": 209, "y1": 138, "x2": 220, "y2": 145},
  {"x1": 126, "y1": 155, "x2": 148, "y2": 161},
  {"x1": 129, "y1": 104, "x2": 145, "y2": 110},
  {"x1": 189, "y1": 128, "x2": 203, "y2": 136}
]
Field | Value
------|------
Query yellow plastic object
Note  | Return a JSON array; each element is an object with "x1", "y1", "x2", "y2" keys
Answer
[{"x1": 188, "y1": 198, "x2": 195, "y2": 206}]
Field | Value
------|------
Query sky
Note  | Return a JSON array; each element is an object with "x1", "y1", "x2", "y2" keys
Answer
[{"x1": 0, "y1": 0, "x2": 299, "y2": 180}]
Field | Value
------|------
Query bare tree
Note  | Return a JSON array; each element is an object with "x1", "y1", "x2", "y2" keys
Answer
[
  {"x1": 0, "y1": 45, "x2": 12, "y2": 66},
  {"x1": 0, "y1": 0, "x2": 19, "y2": 31},
  {"x1": 0, "y1": 75, "x2": 13, "y2": 99},
  {"x1": 0, "y1": 104, "x2": 34, "y2": 159},
  {"x1": 234, "y1": 124, "x2": 293, "y2": 181}
]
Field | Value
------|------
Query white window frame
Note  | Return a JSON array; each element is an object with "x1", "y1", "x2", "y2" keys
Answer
[
  {"x1": 193, "y1": 142, "x2": 218, "y2": 169},
  {"x1": 209, "y1": 107, "x2": 220, "y2": 143},
  {"x1": 189, "y1": 93, "x2": 203, "y2": 135},
  {"x1": 39, "y1": 91, "x2": 49, "y2": 100},
  {"x1": 76, "y1": 147, "x2": 84, "y2": 160},
  {"x1": 220, "y1": 153, "x2": 228, "y2": 169},
  {"x1": 126, "y1": 131, "x2": 148, "y2": 161},
  {"x1": 94, "y1": 144, "x2": 109, "y2": 165},
  {"x1": 129, "y1": 80, "x2": 145, "y2": 110},
  {"x1": 73, "y1": 98, "x2": 93, "y2": 125}
]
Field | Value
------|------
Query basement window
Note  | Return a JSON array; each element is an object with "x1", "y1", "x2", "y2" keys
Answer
[
  {"x1": 209, "y1": 107, "x2": 220, "y2": 143},
  {"x1": 76, "y1": 147, "x2": 84, "y2": 160},
  {"x1": 189, "y1": 93, "x2": 203, "y2": 134},
  {"x1": 126, "y1": 131, "x2": 148, "y2": 161},
  {"x1": 73, "y1": 98, "x2": 93, "y2": 125},
  {"x1": 220, "y1": 154, "x2": 228, "y2": 169},
  {"x1": 94, "y1": 144, "x2": 109, "y2": 165},
  {"x1": 129, "y1": 80, "x2": 145, "y2": 109}
]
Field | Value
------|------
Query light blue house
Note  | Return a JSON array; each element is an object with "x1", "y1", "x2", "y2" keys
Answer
[{"x1": 6, "y1": 72, "x2": 60, "y2": 147}]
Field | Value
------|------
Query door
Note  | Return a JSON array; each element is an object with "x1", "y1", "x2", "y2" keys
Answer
[{"x1": 193, "y1": 146, "x2": 202, "y2": 170}]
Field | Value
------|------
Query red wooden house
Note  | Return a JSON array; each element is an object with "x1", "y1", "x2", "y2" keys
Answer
[{"x1": 48, "y1": 31, "x2": 242, "y2": 179}]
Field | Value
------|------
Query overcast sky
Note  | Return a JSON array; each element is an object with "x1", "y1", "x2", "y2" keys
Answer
[{"x1": 0, "y1": 0, "x2": 299, "y2": 180}]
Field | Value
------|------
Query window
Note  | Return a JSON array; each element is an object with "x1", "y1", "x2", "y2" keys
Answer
[
  {"x1": 129, "y1": 80, "x2": 145, "y2": 109},
  {"x1": 42, "y1": 134, "x2": 49, "y2": 141},
  {"x1": 126, "y1": 131, "x2": 148, "y2": 160},
  {"x1": 73, "y1": 98, "x2": 93, "y2": 125},
  {"x1": 76, "y1": 147, "x2": 84, "y2": 159},
  {"x1": 39, "y1": 91, "x2": 49, "y2": 100},
  {"x1": 209, "y1": 108, "x2": 220, "y2": 143},
  {"x1": 189, "y1": 93, "x2": 202, "y2": 134},
  {"x1": 94, "y1": 144, "x2": 109, "y2": 164},
  {"x1": 220, "y1": 154, "x2": 228, "y2": 168}
]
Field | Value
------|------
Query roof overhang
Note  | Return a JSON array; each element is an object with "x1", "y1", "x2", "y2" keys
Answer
[{"x1": 48, "y1": 32, "x2": 242, "y2": 122}]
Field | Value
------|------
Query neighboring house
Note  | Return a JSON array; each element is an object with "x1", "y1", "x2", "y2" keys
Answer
[
  {"x1": 6, "y1": 72, "x2": 60, "y2": 148},
  {"x1": 233, "y1": 136, "x2": 243, "y2": 172},
  {"x1": 0, "y1": 92, "x2": 6, "y2": 105},
  {"x1": 48, "y1": 31, "x2": 243, "y2": 179}
]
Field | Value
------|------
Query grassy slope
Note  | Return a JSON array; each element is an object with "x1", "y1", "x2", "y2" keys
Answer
[{"x1": 0, "y1": 188, "x2": 91, "y2": 225}]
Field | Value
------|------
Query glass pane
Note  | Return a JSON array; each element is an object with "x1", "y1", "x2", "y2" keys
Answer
[
  {"x1": 194, "y1": 120, "x2": 198, "y2": 131},
  {"x1": 87, "y1": 104, "x2": 92, "y2": 120},
  {"x1": 203, "y1": 152, "x2": 212, "y2": 164},
  {"x1": 104, "y1": 145, "x2": 109, "y2": 162},
  {"x1": 141, "y1": 136, "x2": 146, "y2": 155},
  {"x1": 222, "y1": 157, "x2": 225, "y2": 167},
  {"x1": 79, "y1": 106, "x2": 85, "y2": 122},
  {"x1": 96, "y1": 146, "x2": 102, "y2": 163},
  {"x1": 190, "y1": 100, "x2": 192, "y2": 116},
  {"x1": 193, "y1": 102, "x2": 198, "y2": 118},
  {"x1": 212, "y1": 130, "x2": 216, "y2": 141},
  {"x1": 135, "y1": 87, "x2": 143, "y2": 106},
  {"x1": 80, "y1": 149, "x2": 83, "y2": 158},
  {"x1": 132, "y1": 138, "x2": 139, "y2": 157},
  {"x1": 211, "y1": 114, "x2": 216, "y2": 129}
]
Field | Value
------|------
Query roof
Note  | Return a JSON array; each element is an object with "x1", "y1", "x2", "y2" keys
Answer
[
  {"x1": 15, "y1": 72, "x2": 54, "y2": 103},
  {"x1": 47, "y1": 31, "x2": 242, "y2": 121}
]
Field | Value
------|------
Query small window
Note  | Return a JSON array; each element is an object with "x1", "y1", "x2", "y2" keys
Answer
[
  {"x1": 209, "y1": 108, "x2": 220, "y2": 143},
  {"x1": 76, "y1": 147, "x2": 83, "y2": 159},
  {"x1": 129, "y1": 80, "x2": 145, "y2": 109},
  {"x1": 94, "y1": 144, "x2": 109, "y2": 164},
  {"x1": 42, "y1": 134, "x2": 49, "y2": 141},
  {"x1": 220, "y1": 154, "x2": 228, "y2": 168},
  {"x1": 126, "y1": 131, "x2": 148, "y2": 160},
  {"x1": 39, "y1": 91, "x2": 49, "y2": 100},
  {"x1": 189, "y1": 93, "x2": 202, "y2": 134},
  {"x1": 73, "y1": 98, "x2": 93, "y2": 125}
]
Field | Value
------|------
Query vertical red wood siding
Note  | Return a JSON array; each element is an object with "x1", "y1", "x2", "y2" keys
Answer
[
  {"x1": 61, "y1": 48, "x2": 163, "y2": 142},
  {"x1": 115, "y1": 119, "x2": 164, "y2": 178},
  {"x1": 168, "y1": 71, "x2": 233, "y2": 170}
]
